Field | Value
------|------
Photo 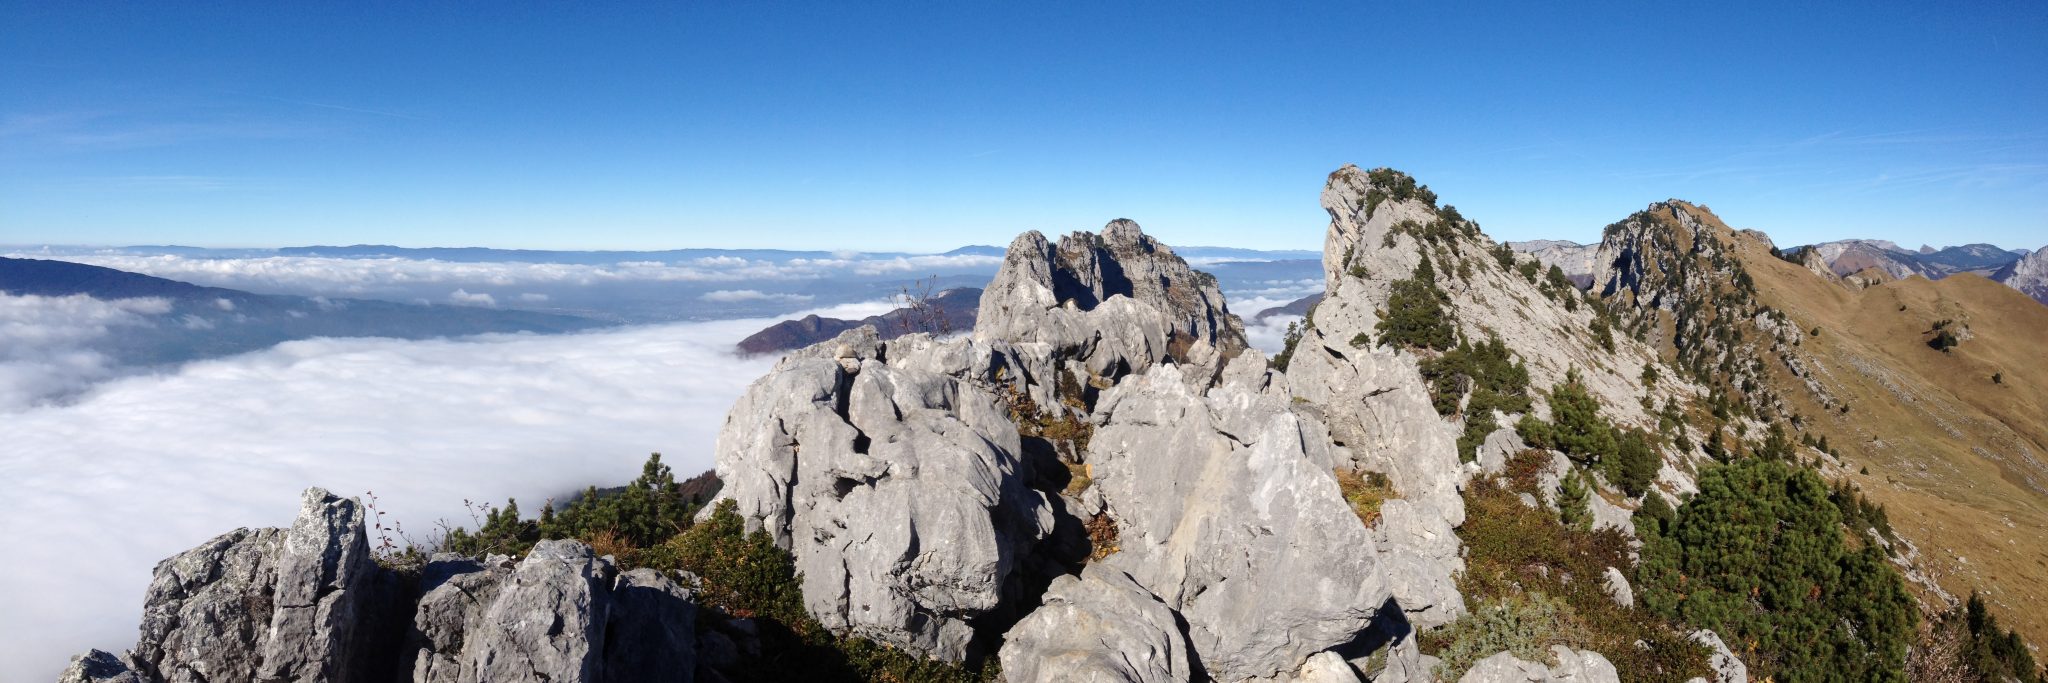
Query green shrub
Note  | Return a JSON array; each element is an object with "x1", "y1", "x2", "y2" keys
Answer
[
  {"x1": 1638, "y1": 459, "x2": 1916, "y2": 682},
  {"x1": 1557, "y1": 470, "x2": 1591, "y2": 530},
  {"x1": 1273, "y1": 319, "x2": 1308, "y2": 372},
  {"x1": 1436, "y1": 449, "x2": 1710, "y2": 681},
  {"x1": 1376, "y1": 255, "x2": 1457, "y2": 351},
  {"x1": 1533, "y1": 372, "x2": 1617, "y2": 465},
  {"x1": 1429, "y1": 592, "x2": 1575, "y2": 679},
  {"x1": 1606, "y1": 429, "x2": 1659, "y2": 498},
  {"x1": 1962, "y1": 592, "x2": 2045, "y2": 683},
  {"x1": 644, "y1": 500, "x2": 998, "y2": 683}
]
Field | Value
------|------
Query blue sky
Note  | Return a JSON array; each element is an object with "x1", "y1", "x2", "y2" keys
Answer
[{"x1": 3, "y1": 2, "x2": 2044, "y2": 252}]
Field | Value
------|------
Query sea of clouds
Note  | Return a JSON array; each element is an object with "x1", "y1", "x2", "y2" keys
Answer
[
  {"x1": 0, "y1": 297, "x2": 890, "y2": 680},
  {"x1": 9, "y1": 252, "x2": 1006, "y2": 295},
  {"x1": 0, "y1": 256, "x2": 1321, "y2": 679}
]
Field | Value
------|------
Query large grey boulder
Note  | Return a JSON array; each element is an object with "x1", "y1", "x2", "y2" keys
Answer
[
  {"x1": 975, "y1": 220, "x2": 1247, "y2": 384},
  {"x1": 1689, "y1": 630, "x2": 1748, "y2": 683},
  {"x1": 1282, "y1": 336, "x2": 1466, "y2": 630},
  {"x1": 1457, "y1": 645, "x2": 1620, "y2": 683},
  {"x1": 56, "y1": 651, "x2": 145, "y2": 683},
  {"x1": 68, "y1": 491, "x2": 700, "y2": 683},
  {"x1": 129, "y1": 526, "x2": 285, "y2": 683},
  {"x1": 1087, "y1": 359, "x2": 1390, "y2": 681},
  {"x1": 463, "y1": 540, "x2": 615, "y2": 682},
  {"x1": 259, "y1": 488, "x2": 379, "y2": 681},
  {"x1": 998, "y1": 564, "x2": 1192, "y2": 683},
  {"x1": 410, "y1": 555, "x2": 516, "y2": 683},
  {"x1": 708, "y1": 331, "x2": 1056, "y2": 661},
  {"x1": 121, "y1": 488, "x2": 381, "y2": 683},
  {"x1": 408, "y1": 546, "x2": 698, "y2": 683}
]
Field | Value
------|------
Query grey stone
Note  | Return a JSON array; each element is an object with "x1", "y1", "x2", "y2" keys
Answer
[
  {"x1": 1477, "y1": 425, "x2": 1526, "y2": 475},
  {"x1": 464, "y1": 540, "x2": 615, "y2": 683},
  {"x1": 409, "y1": 556, "x2": 513, "y2": 683},
  {"x1": 1690, "y1": 630, "x2": 1748, "y2": 683},
  {"x1": 708, "y1": 337, "x2": 1055, "y2": 661},
  {"x1": 1089, "y1": 364, "x2": 1390, "y2": 681},
  {"x1": 1457, "y1": 645, "x2": 1620, "y2": 683},
  {"x1": 129, "y1": 526, "x2": 285, "y2": 683},
  {"x1": 975, "y1": 220, "x2": 1247, "y2": 385},
  {"x1": 1601, "y1": 567, "x2": 1633, "y2": 609},
  {"x1": 56, "y1": 650, "x2": 144, "y2": 683},
  {"x1": 998, "y1": 564, "x2": 1192, "y2": 683},
  {"x1": 603, "y1": 569, "x2": 697, "y2": 683},
  {"x1": 258, "y1": 488, "x2": 378, "y2": 682}
]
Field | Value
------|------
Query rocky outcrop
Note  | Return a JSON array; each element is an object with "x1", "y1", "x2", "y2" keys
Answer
[
  {"x1": 1688, "y1": 630, "x2": 1748, "y2": 683},
  {"x1": 1510, "y1": 240, "x2": 1597, "y2": 286},
  {"x1": 976, "y1": 219, "x2": 1247, "y2": 383},
  {"x1": 104, "y1": 488, "x2": 386, "y2": 683},
  {"x1": 1086, "y1": 359, "x2": 1389, "y2": 681},
  {"x1": 998, "y1": 564, "x2": 1193, "y2": 683},
  {"x1": 1457, "y1": 646, "x2": 1620, "y2": 682},
  {"x1": 62, "y1": 492, "x2": 702, "y2": 683},
  {"x1": 1993, "y1": 245, "x2": 2048, "y2": 306},
  {"x1": 709, "y1": 327, "x2": 1056, "y2": 661}
]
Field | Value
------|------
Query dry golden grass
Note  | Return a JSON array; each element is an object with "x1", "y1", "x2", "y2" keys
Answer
[
  {"x1": 1334, "y1": 468, "x2": 1398, "y2": 527},
  {"x1": 1682, "y1": 204, "x2": 2048, "y2": 647}
]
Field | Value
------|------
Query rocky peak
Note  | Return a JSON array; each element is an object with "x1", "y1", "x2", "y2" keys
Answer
[
  {"x1": 976, "y1": 219, "x2": 1246, "y2": 382},
  {"x1": 1993, "y1": 245, "x2": 2048, "y2": 306}
]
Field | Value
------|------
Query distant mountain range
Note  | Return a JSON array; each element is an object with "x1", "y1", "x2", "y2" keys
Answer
[
  {"x1": 736, "y1": 288, "x2": 983, "y2": 355},
  {"x1": 0, "y1": 257, "x2": 605, "y2": 368},
  {"x1": 1511, "y1": 238, "x2": 2048, "y2": 307}
]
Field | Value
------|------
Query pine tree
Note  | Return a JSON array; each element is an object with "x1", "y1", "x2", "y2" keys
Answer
[
  {"x1": 1377, "y1": 255, "x2": 1457, "y2": 351},
  {"x1": 1558, "y1": 471, "x2": 1592, "y2": 531}
]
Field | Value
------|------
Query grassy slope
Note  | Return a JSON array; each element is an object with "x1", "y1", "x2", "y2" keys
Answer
[{"x1": 1686, "y1": 205, "x2": 2048, "y2": 646}]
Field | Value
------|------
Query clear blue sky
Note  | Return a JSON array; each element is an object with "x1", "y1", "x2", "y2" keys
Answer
[{"x1": 3, "y1": 2, "x2": 2044, "y2": 252}]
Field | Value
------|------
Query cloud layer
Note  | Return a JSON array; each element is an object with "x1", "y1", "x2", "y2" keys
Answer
[
  {"x1": 0, "y1": 293, "x2": 171, "y2": 410},
  {"x1": 9, "y1": 252, "x2": 1006, "y2": 294},
  {"x1": 0, "y1": 300, "x2": 891, "y2": 680}
]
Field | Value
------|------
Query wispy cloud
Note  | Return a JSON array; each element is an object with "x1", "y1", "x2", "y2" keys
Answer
[{"x1": 700, "y1": 289, "x2": 813, "y2": 303}]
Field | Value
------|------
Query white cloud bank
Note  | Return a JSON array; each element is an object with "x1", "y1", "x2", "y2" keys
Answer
[
  {"x1": 8, "y1": 252, "x2": 1005, "y2": 294},
  {"x1": 0, "y1": 293, "x2": 171, "y2": 410},
  {"x1": 700, "y1": 289, "x2": 814, "y2": 303},
  {"x1": 0, "y1": 300, "x2": 892, "y2": 681}
]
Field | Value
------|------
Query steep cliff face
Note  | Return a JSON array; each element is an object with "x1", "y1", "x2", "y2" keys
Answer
[{"x1": 1992, "y1": 245, "x2": 2048, "y2": 305}]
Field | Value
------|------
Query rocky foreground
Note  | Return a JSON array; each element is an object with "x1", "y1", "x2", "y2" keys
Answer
[{"x1": 65, "y1": 177, "x2": 1764, "y2": 683}]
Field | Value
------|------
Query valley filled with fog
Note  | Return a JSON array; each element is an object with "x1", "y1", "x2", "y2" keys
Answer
[{"x1": 0, "y1": 245, "x2": 1315, "y2": 675}]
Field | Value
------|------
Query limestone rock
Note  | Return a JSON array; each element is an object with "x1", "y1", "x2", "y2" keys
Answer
[
  {"x1": 259, "y1": 487, "x2": 379, "y2": 682},
  {"x1": 1290, "y1": 652, "x2": 1363, "y2": 683},
  {"x1": 1690, "y1": 630, "x2": 1748, "y2": 683},
  {"x1": 1992, "y1": 244, "x2": 2048, "y2": 306},
  {"x1": 1601, "y1": 567, "x2": 1633, "y2": 609},
  {"x1": 975, "y1": 220, "x2": 1247, "y2": 384},
  {"x1": 1088, "y1": 363, "x2": 1391, "y2": 681},
  {"x1": 56, "y1": 651, "x2": 144, "y2": 683},
  {"x1": 1457, "y1": 645, "x2": 1620, "y2": 683},
  {"x1": 129, "y1": 526, "x2": 285, "y2": 683},
  {"x1": 126, "y1": 489, "x2": 380, "y2": 683},
  {"x1": 464, "y1": 540, "x2": 615, "y2": 682},
  {"x1": 708, "y1": 333, "x2": 1055, "y2": 661},
  {"x1": 998, "y1": 564, "x2": 1192, "y2": 683}
]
